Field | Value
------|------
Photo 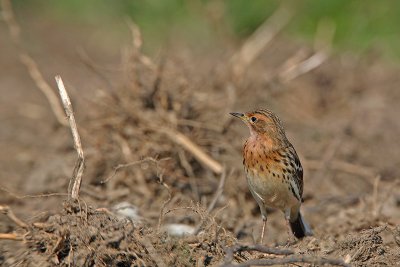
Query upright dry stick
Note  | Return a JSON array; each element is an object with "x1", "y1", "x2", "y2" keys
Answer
[{"x1": 55, "y1": 76, "x2": 85, "y2": 200}]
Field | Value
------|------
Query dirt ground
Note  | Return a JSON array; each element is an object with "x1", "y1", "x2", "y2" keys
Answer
[{"x1": 1, "y1": 10, "x2": 400, "y2": 267}]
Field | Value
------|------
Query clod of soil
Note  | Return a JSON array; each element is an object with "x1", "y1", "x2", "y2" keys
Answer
[{"x1": 20, "y1": 201, "x2": 234, "y2": 267}]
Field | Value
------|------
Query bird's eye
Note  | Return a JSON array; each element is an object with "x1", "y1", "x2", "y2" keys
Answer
[{"x1": 250, "y1": 116, "x2": 257, "y2": 123}]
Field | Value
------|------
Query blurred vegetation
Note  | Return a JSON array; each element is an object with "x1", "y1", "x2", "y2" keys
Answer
[{"x1": 13, "y1": 0, "x2": 400, "y2": 59}]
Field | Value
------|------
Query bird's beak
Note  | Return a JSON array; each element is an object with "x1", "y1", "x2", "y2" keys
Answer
[{"x1": 229, "y1": 112, "x2": 245, "y2": 120}]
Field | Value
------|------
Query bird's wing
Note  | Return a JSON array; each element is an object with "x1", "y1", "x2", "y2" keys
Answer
[{"x1": 288, "y1": 145, "x2": 304, "y2": 198}]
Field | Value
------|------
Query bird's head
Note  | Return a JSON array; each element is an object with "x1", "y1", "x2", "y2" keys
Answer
[{"x1": 230, "y1": 109, "x2": 287, "y2": 143}]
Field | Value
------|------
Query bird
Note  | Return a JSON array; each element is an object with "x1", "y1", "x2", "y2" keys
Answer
[{"x1": 230, "y1": 108, "x2": 312, "y2": 243}]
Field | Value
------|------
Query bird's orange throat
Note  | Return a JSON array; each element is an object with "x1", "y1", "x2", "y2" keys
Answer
[{"x1": 245, "y1": 133, "x2": 277, "y2": 153}]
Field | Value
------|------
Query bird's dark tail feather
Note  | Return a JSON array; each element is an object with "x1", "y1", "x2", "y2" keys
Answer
[{"x1": 290, "y1": 212, "x2": 313, "y2": 239}]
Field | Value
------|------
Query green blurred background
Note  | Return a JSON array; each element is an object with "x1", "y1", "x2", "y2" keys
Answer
[{"x1": 13, "y1": 0, "x2": 400, "y2": 60}]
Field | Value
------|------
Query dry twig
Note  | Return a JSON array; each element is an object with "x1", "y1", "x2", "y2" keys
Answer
[
  {"x1": 0, "y1": 205, "x2": 28, "y2": 241},
  {"x1": 372, "y1": 178, "x2": 400, "y2": 218},
  {"x1": 0, "y1": 185, "x2": 68, "y2": 199},
  {"x1": 192, "y1": 169, "x2": 228, "y2": 235},
  {"x1": 0, "y1": 205, "x2": 28, "y2": 229},
  {"x1": 55, "y1": 76, "x2": 85, "y2": 200},
  {"x1": 310, "y1": 134, "x2": 344, "y2": 190},
  {"x1": 222, "y1": 255, "x2": 351, "y2": 267},
  {"x1": 222, "y1": 244, "x2": 350, "y2": 267},
  {"x1": 224, "y1": 244, "x2": 293, "y2": 263},
  {"x1": 279, "y1": 51, "x2": 328, "y2": 82},
  {"x1": 157, "y1": 159, "x2": 172, "y2": 232},
  {"x1": 157, "y1": 175, "x2": 172, "y2": 232},
  {"x1": 305, "y1": 159, "x2": 375, "y2": 179},
  {"x1": 1, "y1": 0, "x2": 67, "y2": 126},
  {"x1": 278, "y1": 18, "x2": 336, "y2": 82},
  {"x1": 207, "y1": 168, "x2": 229, "y2": 213},
  {"x1": 0, "y1": 233, "x2": 23, "y2": 240},
  {"x1": 178, "y1": 149, "x2": 200, "y2": 201},
  {"x1": 372, "y1": 175, "x2": 381, "y2": 217},
  {"x1": 160, "y1": 128, "x2": 224, "y2": 174},
  {"x1": 126, "y1": 18, "x2": 156, "y2": 70},
  {"x1": 101, "y1": 157, "x2": 170, "y2": 184},
  {"x1": 231, "y1": 5, "x2": 293, "y2": 81}
]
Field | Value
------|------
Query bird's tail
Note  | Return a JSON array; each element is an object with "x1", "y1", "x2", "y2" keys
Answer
[{"x1": 290, "y1": 212, "x2": 313, "y2": 239}]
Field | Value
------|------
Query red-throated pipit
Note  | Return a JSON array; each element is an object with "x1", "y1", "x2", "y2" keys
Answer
[{"x1": 230, "y1": 109, "x2": 312, "y2": 243}]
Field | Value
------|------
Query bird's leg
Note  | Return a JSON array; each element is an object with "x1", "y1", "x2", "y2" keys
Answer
[
  {"x1": 285, "y1": 218, "x2": 292, "y2": 246},
  {"x1": 284, "y1": 210, "x2": 295, "y2": 246},
  {"x1": 260, "y1": 215, "x2": 267, "y2": 244}
]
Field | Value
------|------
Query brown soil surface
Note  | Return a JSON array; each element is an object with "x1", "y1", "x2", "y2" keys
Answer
[{"x1": 1, "y1": 12, "x2": 400, "y2": 267}]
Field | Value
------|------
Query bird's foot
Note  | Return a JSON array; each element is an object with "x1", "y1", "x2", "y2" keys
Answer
[{"x1": 284, "y1": 236, "x2": 297, "y2": 247}]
